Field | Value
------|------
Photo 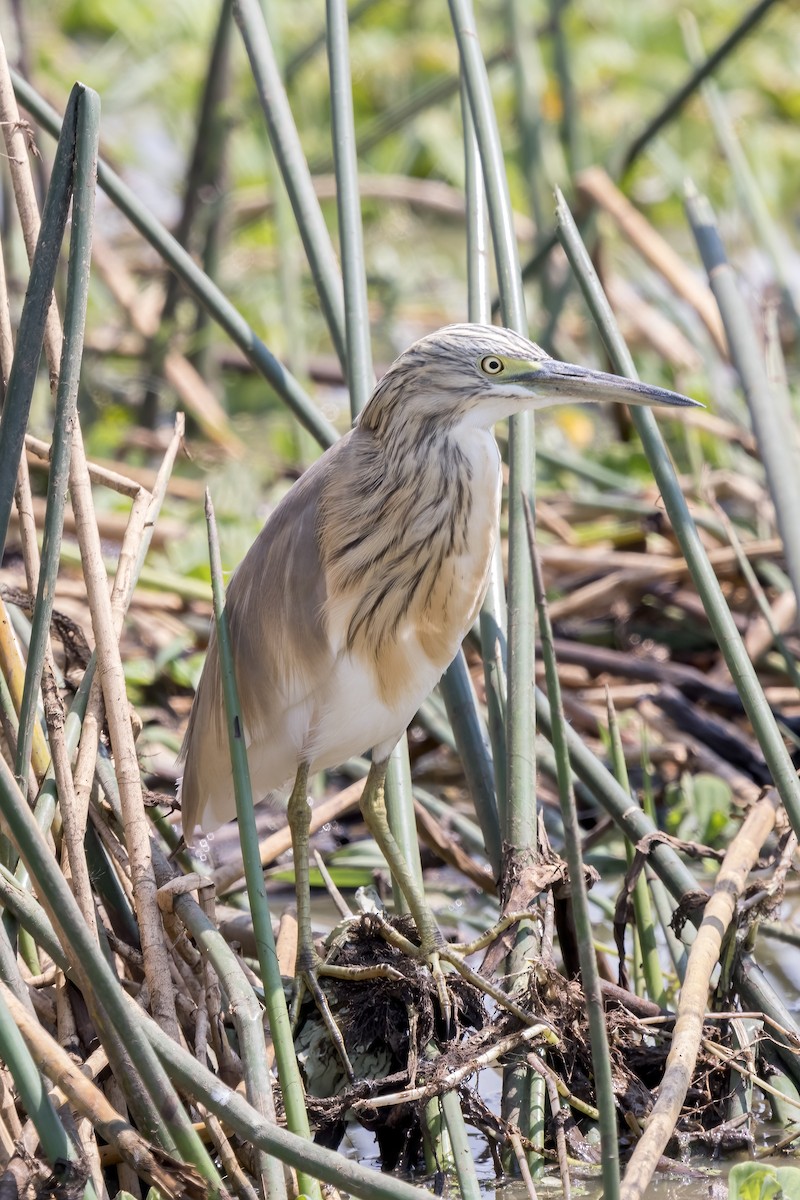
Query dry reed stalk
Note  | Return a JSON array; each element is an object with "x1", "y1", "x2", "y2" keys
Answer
[
  {"x1": 91, "y1": 236, "x2": 244, "y2": 455},
  {"x1": 575, "y1": 166, "x2": 728, "y2": 357},
  {"x1": 619, "y1": 791, "x2": 779, "y2": 1200}
]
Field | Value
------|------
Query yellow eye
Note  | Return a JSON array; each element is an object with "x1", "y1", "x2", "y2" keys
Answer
[{"x1": 480, "y1": 356, "x2": 504, "y2": 375}]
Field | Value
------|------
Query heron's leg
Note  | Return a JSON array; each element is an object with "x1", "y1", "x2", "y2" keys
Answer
[
  {"x1": 360, "y1": 767, "x2": 550, "y2": 1031},
  {"x1": 359, "y1": 757, "x2": 452, "y2": 1022},
  {"x1": 286, "y1": 760, "x2": 314, "y2": 977},
  {"x1": 285, "y1": 761, "x2": 354, "y2": 1078},
  {"x1": 286, "y1": 761, "x2": 402, "y2": 1081}
]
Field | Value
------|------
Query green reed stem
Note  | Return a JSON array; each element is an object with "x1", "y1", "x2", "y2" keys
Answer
[
  {"x1": 605, "y1": 695, "x2": 665, "y2": 1008},
  {"x1": 17, "y1": 86, "x2": 98, "y2": 793},
  {"x1": 461, "y1": 76, "x2": 506, "y2": 867},
  {"x1": 326, "y1": 0, "x2": 373, "y2": 411},
  {"x1": 440, "y1": 662, "x2": 500, "y2": 874},
  {"x1": 534, "y1": 683, "x2": 800, "y2": 1089},
  {"x1": 526, "y1": 501, "x2": 620, "y2": 1200},
  {"x1": 285, "y1": 0, "x2": 381, "y2": 80},
  {"x1": 324, "y1": 0, "x2": 423, "y2": 926},
  {"x1": 232, "y1": 0, "x2": 347, "y2": 369},
  {"x1": 617, "y1": 0, "x2": 781, "y2": 176},
  {"x1": 150, "y1": 842, "x2": 286, "y2": 1200},
  {"x1": 0, "y1": 984, "x2": 95, "y2": 1198},
  {"x1": 549, "y1": 0, "x2": 581, "y2": 177},
  {"x1": 680, "y1": 12, "x2": 800, "y2": 334},
  {"x1": 685, "y1": 185, "x2": 800, "y2": 617},
  {"x1": 506, "y1": 0, "x2": 550, "y2": 235},
  {"x1": 0, "y1": 84, "x2": 78, "y2": 566},
  {"x1": 450, "y1": 0, "x2": 538, "y2": 1160}
]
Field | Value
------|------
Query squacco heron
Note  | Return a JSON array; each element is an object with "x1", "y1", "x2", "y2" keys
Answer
[{"x1": 180, "y1": 323, "x2": 696, "y2": 1015}]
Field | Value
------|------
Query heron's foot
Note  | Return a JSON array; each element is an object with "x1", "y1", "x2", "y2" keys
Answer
[
  {"x1": 291, "y1": 943, "x2": 405, "y2": 1083},
  {"x1": 370, "y1": 911, "x2": 548, "y2": 1031}
]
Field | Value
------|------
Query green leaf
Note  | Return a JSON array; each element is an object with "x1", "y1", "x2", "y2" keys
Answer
[
  {"x1": 729, "y1": 1162, "x2": 800, "y2": 1200},
  {"x1": 123, "y1": 657, "x2": 157, "y2": 688},
  {"x1": 665, "y1": 772, "x2": 732, "y2": 847}
]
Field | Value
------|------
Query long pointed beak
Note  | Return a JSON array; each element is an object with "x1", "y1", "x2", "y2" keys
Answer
[{"x1": 516, "y1": 358, "x2": 702, "y2": 409}]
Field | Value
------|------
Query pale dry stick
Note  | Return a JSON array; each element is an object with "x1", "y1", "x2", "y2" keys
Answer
[
  {"x1": 546, "y1": 538, "x2": 784, "y2": 622},
  {"x1": 70, "y1": 485, "x2": 151, "y2": 835},
  {"x1": 540, "y1": 538, "x2": 782, "y2": 577},
  {"x1": 744, "y1": 589, "x2": 797, "y2": 666},
  {"x1": 701, "y1": 1036, "x2": 800, "y2": 1120},
  {"x1": 619, "y1": 791, "x2": 779, "y2": 1200},
  {"x1": 575, "y1": 166, "x2": 728, "y2": 358},
  {"x1": 90, "y1": 236, "x2": 243, "y2": 455},
  {"x1": 0, "y1": 39, "x2": 61, "y2": 393},
  {"x1": 25, "y1": 435, "x2": 144, "y2": 498},
  {"x1": 1, "y1": 213, "x2": 46, "y2": 617},
  {"x1": 535, "y1": 499, "x2": 578, "y2": 546},
  {"x1": 103, "y1": 1073, "x2": 142, "y2": 1199},
  {"x1": 239, "y1": 172, "x2": 537, "y2": 241},
  {"x1": 48, "y1": 576, "x2": 185, "y2": 614},
  {"x1": 197, "y1": 1110, "x2": 260, "y2": 1200},
  {"x1": 69, "y1": 427, "x2": 182, "y2": 998},
  {"x1": 0, "y1": 1073, "x2": 17, "y2": 1164},
  {"x1": 0, "y1": 1118, "x2": 15, "y2": 1166},
  {"x1": 413, "y1": 799, "x2": 496, "y2": 893},
  {"x1": 547, "y1": 569, "x2": 633, "y2": 623},
  {"x1": 0, "y1": 599, "x2": 50, "y2": 783},
  {"x1": 312, "y1": 848, "x2": 351, "y2": 919},
  {"x1": 12, "y1": 460, "x2": 44, "y2": 596},
  {"x1": 212, "y1": 775, "x2": 366, "y2": 894},
  {"x1": 508, "y1": 1133, "x2": 538, "y2": 1200},
  {"x1": 544, "y1": 1072, "x2": 571, "y2": 1200},
  {"x1": 22, "y1": 963, "x2": 58, "y2": 989},
  {"x1": 274, "y1": 910, "x2": 299, "y2": 985},
  {"x1": 622, "y1": 1006, "x2": 800, "y2": 1040},
  {"x1": 52, "y1": 492, "x2": 146, "y2": 931},
  {"x1": 0, "y1": 979, "x2": 207, "y2": 1200},
  {"x1": 27, "y1": 441, "x2": 205, "y2": 503},
  {"x1": 0, "y1": 1070, "x2": 21, "y2": 1146},
  {"x1": 0, "y1": 215, "x2": 14, "y2": 392},
  {"x1": 0, "y1": 37, "x2": 181, "y2": 1039},
  {"x1": 349, "y1": 1022, "x2": 554, "y2": 1111},
  {"x1": 7, "y1": 492, "x2": 182, "y2": 550}
]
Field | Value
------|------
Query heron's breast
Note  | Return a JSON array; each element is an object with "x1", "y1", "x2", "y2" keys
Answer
[{"x1": 372, "y1": 430, "x2": 502, "y2": 709}]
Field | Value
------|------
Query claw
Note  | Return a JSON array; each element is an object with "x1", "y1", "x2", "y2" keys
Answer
[{"x1": 293, "y1": 955, "x2": 356, "y2": 1083}]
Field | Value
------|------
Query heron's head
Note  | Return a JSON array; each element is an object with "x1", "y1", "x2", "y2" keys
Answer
[{"x1": 359, "y1": 323, "x2": 700, "y2": 437}]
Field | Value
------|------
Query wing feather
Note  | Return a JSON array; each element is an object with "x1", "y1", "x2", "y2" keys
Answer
[{"x1": 179, "y1": 436, "x2": 351, "y2": 837}]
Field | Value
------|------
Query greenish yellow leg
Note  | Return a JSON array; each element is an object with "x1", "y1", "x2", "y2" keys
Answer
[
  {"x1": 286, "y1": 761, "x2": 356, "y2": 1079},
  {"x1": 359, "y1": 758, "x2": 451, "y2": 1022},
  {"x1": 287, "y1": 761, "x2": 405, "y2": 1080}
]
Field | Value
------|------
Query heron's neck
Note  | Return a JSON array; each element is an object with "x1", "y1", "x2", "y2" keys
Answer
[{"x1": 320, "y1": 423, "x2": 500, "y2": 657}]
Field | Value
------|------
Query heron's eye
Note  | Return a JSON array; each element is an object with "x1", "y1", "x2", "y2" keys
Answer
[{"x1": 480, "y1": 356, "x2": 504, "y2": 375}]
